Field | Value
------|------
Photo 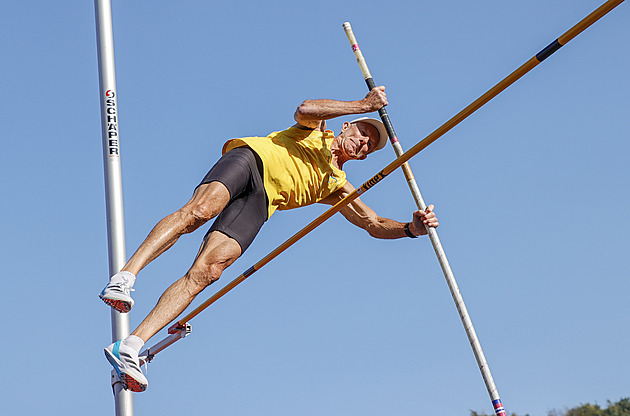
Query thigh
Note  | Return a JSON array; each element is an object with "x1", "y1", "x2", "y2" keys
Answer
[
  {"x1": 198, "y1": 147, "x2": 259, "y2": 199},
  {"x1": 208, "y1": 182, "x2": 267, "y2": 253},
  {"x1": 187, "y1": 147, "x2": 262, "y2": 220},
  {"x1": 202, "y1": 147, "x2": 268, "y2": 253},
  {"x1": 194, "y1": 230, "x2": 242, "y2": 267},
  {"x1": 186, "y1": 230, "x2": 242, "y2": 287}
]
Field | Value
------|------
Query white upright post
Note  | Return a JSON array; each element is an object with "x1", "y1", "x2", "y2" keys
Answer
[{"x1": 94, "y1": 0, "x2": 134, "y2": 415}]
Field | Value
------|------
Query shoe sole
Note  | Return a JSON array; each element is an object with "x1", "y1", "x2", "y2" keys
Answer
[
  {"x1": 104, "y1": 348, "x2": 147, "y2": 393},
  {"x1": 100, "y1": 296, "x2": 132, "y2": 313},
  {"x1": 121, "y1": 373, "x2": 147, "y2": 393}
]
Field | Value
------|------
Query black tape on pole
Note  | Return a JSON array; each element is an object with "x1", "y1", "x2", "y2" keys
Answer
[{"x1": 536, "y1": 39, "x2": 564, "y2": 62}]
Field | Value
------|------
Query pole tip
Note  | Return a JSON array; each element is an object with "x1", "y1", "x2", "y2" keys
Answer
[{"x1": 342, "y1": 22, "x2": 352, "y2": 30}]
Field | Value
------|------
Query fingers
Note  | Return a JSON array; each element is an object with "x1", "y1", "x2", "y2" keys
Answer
[
  {"x1": 373, "y1": 86, "x2": 387, "y2": 104},
  {"x1": 413, "y1": 205, "x2": 439, "y2": 228},
  {"x1": 365, "y1": 86, "x2": 388, "y2": 110}
]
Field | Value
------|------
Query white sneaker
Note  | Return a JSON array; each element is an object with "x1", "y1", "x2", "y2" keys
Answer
[
  {"x1": 104, "y1": 340, "x2": 148, "y2": 392},
  {"x1": 99, "y1": 271, "x2": 135, "y2": 313}
]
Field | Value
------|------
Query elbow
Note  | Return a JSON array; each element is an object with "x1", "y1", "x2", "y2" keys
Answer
[
  {"x1": 294, "y1": 101, "x2": 311, "y2": 120},
  {"x1": 364, "y1": 219, "x2": 384, "y2": 239},
  {"x1": 294, "y1": 101, "x2": 318, "y2": 126}
]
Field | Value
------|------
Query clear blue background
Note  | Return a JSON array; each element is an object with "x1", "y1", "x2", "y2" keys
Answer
[{"x1": 1, "y1": 1, "x2": 628, "y2": 415}]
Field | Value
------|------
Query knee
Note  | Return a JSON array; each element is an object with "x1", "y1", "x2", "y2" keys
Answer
[
  {"x1": 184, "y1": 261, "x2": 226, "y2": 292},
  {"x1": 177, "y1": 202, "x2": 217, "y2": 232},
  {"x1": 190, "y1": 201, "x2": 220, "y2": 223},
  {"x1": 184, "y1": 182, "x2": 230, "y2": 226}
]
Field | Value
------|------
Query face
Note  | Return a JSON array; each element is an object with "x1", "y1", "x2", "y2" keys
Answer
[{"x1": 339, "y1": 122, "x2": 380, "y2": 160}]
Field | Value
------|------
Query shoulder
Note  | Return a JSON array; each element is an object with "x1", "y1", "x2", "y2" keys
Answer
[
  {"x1": 319, "y1": 181, "x2": 355, "y2": 205},
  {"x1": 336, "y1": 180, "x2": 355, "y2": 194}
]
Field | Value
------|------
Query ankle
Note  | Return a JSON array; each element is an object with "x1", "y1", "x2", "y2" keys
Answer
[
  {"x1": 122, "y1": 335, "x2": 145, "y2": 352},
  {"x1": 111, "y1": 271, "x2": 136, "y2": 287}
]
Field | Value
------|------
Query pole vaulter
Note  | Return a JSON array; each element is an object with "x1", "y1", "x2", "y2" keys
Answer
[
  {"x1": 342, "y1": 20, "x2": 506, "y2": 416},
  {"x1": 139, "y1": 2, "x2": 625, "y2": 393}
]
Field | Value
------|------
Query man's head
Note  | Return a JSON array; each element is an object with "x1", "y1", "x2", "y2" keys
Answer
[{"x1": 337, "y1": 117, "x2": 388, "y2": 160}]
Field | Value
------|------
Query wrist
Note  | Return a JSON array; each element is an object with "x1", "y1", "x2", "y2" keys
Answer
[
  {"x1": 359, "y1": 98, "x2": 376, "y2": 113},
  {"x1": 404, "y1": 222, "x2": 418, "y2": 238}
]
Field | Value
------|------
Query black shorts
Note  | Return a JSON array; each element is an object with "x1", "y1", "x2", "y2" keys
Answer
[{"x1": 198, "y1": 147, "x2": 268, "y2": 253}]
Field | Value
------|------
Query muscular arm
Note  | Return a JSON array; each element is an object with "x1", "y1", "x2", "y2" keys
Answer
[
  {"x1": 319, "y1": 182, "x2": 438, "y2": 239},
  {"x1": 294, "y1": 86, "x2": 388, "y2": 129}
]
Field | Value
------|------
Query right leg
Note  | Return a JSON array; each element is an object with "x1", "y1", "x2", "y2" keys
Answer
[
  {"x1": 131, "y1": 147, "x2": 267, "y2": 339},
  {"x1": 120, "y1": 146, "x2": 261, "y2": 276},
  {"x1": 101, "y1": 147, "x2": 263, "y2": 314},
  {"x1": 104, "y1": 147, "x2": 267, "y2": 392},
  {"x1": 123, "y1": 181, "x2": 231, "y2": 276},
  {"x1": 99, "y1": 181, "x2": 230, "y2": 313}
]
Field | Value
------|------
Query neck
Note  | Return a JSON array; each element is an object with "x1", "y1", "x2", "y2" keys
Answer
[{"x1": 330, "y1": 137, "x2": 351, "y2": 169}]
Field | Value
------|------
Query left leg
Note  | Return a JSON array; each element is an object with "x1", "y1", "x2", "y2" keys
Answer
[
  {"x1": 104, "y1": 231, "x2": 241, "y2": 393},
  {"x1": 131, "y1": 147, "x2": 268, "y2": 341},
  {"x1": 132, "y1": 231, "x2": 241, "y2": 342},
  {"x1": 105, "y1": 147, "x2": 268, "y2": 392}
]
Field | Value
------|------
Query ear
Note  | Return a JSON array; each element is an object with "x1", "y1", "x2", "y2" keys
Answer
[{"x1": 341, "y1": 121, "x2": 351, "y2": 131}]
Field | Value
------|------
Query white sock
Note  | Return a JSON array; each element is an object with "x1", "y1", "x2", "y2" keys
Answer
[
  {"x1": 110, "y1": 271, "x2": 136, "y2": 288},
  {"x1": 122, "y1": 335, "x2": 145, "y2": 352}
]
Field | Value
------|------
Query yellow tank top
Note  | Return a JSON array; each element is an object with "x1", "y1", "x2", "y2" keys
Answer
[{"x1": 223, "y1": 127, "x2": 347, "y2": 219}]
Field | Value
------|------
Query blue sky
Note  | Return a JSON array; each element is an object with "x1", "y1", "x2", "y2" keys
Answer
[{"x1": 2, "y1": 1, "x2": 628, "y2": 415}]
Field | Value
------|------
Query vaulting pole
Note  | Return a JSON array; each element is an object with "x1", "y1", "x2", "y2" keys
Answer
[
  {"x1": 95, "y1": 0, "x2": 133, "y2": 414},
  {"x1": 141, "y1": 0, "x2": 624, "y2": 365},
  {"x1": 343, "y1": 20, "x2": 507, "y2": 415}
]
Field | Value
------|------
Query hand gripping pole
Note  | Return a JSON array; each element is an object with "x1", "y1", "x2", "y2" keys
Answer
[{"x1": 141, "y1": 0, "x2": 624, "y2": 368}]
